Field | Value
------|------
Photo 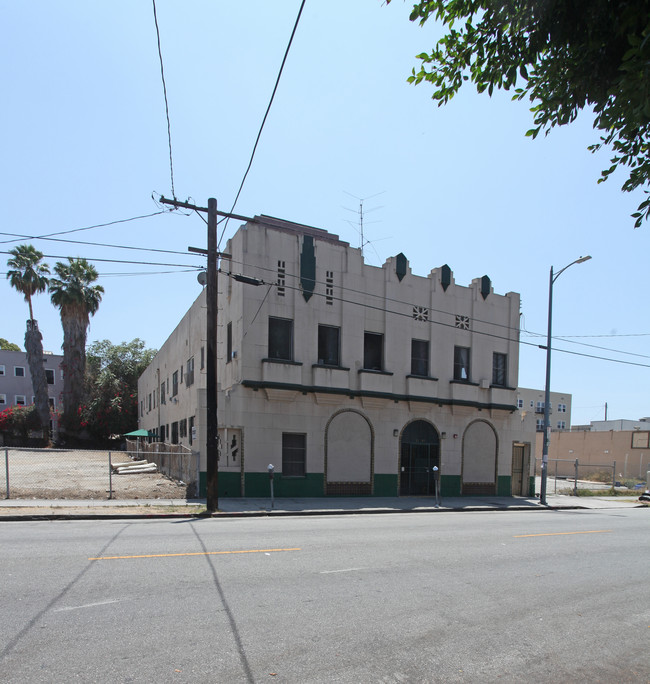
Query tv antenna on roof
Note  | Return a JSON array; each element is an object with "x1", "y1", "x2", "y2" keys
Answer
[{"x1": 342, "y1": 190, "x2": 386, "y2": 259}]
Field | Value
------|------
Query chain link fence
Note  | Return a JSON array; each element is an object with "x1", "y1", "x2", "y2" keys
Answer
[
  {"x1": 536, "y1": 457, "x2": 617, "y2": 494},
  {"x1": 2, "y1": 446, "x2": 199, "y2": 500}
]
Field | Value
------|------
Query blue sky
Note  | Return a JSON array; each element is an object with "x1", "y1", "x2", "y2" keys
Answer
[{"x1": 1, "y1": 1, "x2": 648, "y2": 426}]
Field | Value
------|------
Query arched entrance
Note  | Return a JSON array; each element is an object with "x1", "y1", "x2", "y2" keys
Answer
[
  {"x1": 325, "y1": 410, "x2": 373, "y2": 495},
  {"x1": 462, "y1": 420, "x2": 497, "y2": 495},
  {"x1": 399, "y1": 420, "x2": 440, "y2": 496}
]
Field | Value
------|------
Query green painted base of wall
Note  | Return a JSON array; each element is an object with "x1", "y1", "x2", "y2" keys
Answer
[
  {"x1": 497, "y1": 475, "x2": 511, "y2": 496},
  {"x1": 245, "y1": 472, "x2": 324, "y2": 497},
  {"x1": 374, "y1": 474, "x2": 398, "y2": 496},
  {"x1": 198, "y1": 472, "x2": 241, "y2": 498},
  {"x1": 199, "y1": 471, "x2": 523, "y2": 499},
  {"x1": 441, "y1": 475, "x2": 461, "y2": 497},
  {"x1": 530, "y1": 476, "x2": 535, "y2": 497}
]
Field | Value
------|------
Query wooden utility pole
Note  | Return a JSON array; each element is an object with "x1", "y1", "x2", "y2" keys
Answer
[
  {"x1": 205, "y1": 198, "x2": 219, "y2": 512},
  {"x1": 158, "y1": 196, "x2": 232, "y2": 513}
]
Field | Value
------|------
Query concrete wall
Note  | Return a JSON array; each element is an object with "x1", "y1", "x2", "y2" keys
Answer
[{"x1": 536, "y1": 429, "x2": 650, "y2": 480}]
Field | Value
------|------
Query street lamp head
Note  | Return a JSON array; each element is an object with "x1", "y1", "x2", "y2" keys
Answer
[{"x1": 576, "y1": 255, "x2": 592, "y2": 264}]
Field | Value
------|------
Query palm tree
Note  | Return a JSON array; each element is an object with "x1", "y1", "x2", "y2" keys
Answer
[
  {"x1": 6, "y1": 245, "x2": 51, "y2": 435},
  {"x1": 49, "y1": 258, "x2": 104, "y2": 437}
]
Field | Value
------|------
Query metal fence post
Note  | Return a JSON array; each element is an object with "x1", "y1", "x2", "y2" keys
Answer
[
  {"x1": 4, "y1": 448, "x2": 9, "y2": 499},
  {"x1": 108, "y1": 452, "x2": 113, "y2": 500},
  {"x1": 612, "y1": 461, "x2": 616, "y2": 490},
  {"x1": 574, "y1": 459, "x2": 579, "y2": 496}
]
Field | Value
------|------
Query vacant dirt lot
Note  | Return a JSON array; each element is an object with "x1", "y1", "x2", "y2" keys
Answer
[{"x1": 1, "y1": 448, "x2": 193, "y2": 500}]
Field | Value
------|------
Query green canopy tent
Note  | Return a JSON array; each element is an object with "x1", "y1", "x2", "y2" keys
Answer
[
  {"x1": 124, "y1": 429, "x2": 151, "y2": 437},
  {"x1": 123, "y1": 428, "x2": 151, "y2": 457}
]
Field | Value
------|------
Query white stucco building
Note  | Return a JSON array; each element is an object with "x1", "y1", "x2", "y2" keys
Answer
[{"x1": 138, "y1": 215, "x2": 535, "y2": 497}]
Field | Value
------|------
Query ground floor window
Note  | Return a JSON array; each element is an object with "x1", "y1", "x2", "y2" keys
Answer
[
  {"x1": 171, "y1": 421, "x2": 179, "y2": 444},
  {"x1": 282, "y1": 433, "x2": 306, "y2": 477}
]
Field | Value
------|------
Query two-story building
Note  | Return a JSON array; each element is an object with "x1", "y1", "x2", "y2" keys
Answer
[{"x1": 138, "y1": 215, "x2": 535, "y2": 498}]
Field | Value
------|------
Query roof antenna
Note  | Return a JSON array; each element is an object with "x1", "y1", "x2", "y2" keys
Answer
[{"x1": 342, "y1": 190, "x2": 386, "y2": 258}]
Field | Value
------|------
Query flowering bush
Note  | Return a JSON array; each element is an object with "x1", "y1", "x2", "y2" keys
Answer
[{"x1": 0, "y1": 404, "x2": 42, "y2": 437}]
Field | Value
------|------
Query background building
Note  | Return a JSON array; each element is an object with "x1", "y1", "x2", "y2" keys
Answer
[
  {"x1": 516, "y1": 387, "x2": 572, "y2": 432},
  {"x1": 138, "y1": 215, "x2": 536, "y2": 497},
  {"x1": 0, "y1": 349, "x2": 63, "y2": 435}
]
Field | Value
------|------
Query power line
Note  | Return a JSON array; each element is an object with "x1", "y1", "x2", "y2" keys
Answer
[
  {"x1": 0, "y1": 231, "x2": 193, "y2": 258},
  {"x1": 0, "y1": 211, "x2": 170, "y2": 245},
  {"x1": 0, "y1": 250, "x2": 202, "y2": 269},
  {"x1": 222, "y1": 268, "x2": 650, "y2": 369},
  {"x1": 217, "y1": 0, "x2": 307, "y2": 248},
  {"x1": 523, "y1": 329, "x2": 650, "y2": 360},
  {"x1": 152, "y1": 0, "x2": 176, "y2": 198},
  {"x1": 227, "y1": 254, "x2": 650, "y2": 360}
]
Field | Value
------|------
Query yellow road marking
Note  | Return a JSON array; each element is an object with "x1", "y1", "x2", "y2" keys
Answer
[
  {"x1": 514, "y1": 530, "x2": 612, "y2": 538},
  {"x1": 89, "y1": 547, "x2": 301, "y2": 561}
]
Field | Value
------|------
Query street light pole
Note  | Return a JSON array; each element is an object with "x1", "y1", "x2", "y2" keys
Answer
[{"x1": 540, "y1": 255, "x2": 591, "y2": 505}]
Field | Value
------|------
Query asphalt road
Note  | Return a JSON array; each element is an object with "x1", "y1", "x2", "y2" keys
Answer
[{"x1": 1, "y1": 509, "x2": 648, "y2": 683}]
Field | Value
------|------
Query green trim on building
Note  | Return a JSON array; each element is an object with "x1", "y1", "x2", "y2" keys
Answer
[
  {"x1": 199, "y1": 471, "x2": 242, "y2": 498},
  {"x1": 374, "y1": 474, "x2": 398, "y2": 496},
  {"x1": 242, "y1": 380, "x2": 516, "y2": 413},
  {"x1": 200, "y1": 471, "x2": 518, "y2": 499},
  {"x1": 497, "y1": 475, "x2": 511, "y2": 496},
  {"x1": 441, "y1": 474, "x2": 461, "y2": 497},
  {"x1": 245, "y1": 472, "x2": 324, "y2": 497},
  {"x1": 529, "y1": 476, "x2": 535, "y2": 497}
]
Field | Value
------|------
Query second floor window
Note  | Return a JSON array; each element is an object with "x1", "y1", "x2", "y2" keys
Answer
[
  {"x1": 268, "y1": 317, "x2": 293, "y2": 361},
  {"x1": 453, "y1": 346, "x2": 470, "y2": 381},
  {"x1": 186, "y1": 357, "x2": 194, "y2": 386},
  {"x1": 318, "y1": 325, "x2": 340, "y2": 366},
  {"x1": 160, "y1": 382, "x2": 166, "y2": 404},
  {"x1": 492, "y1": 352, "x2": 507, "y2": 387},
  {"x1": 14, "y1": 367, "x2": 25, "y2": 377},
  {"x1": 45, "y1": 369, "x2": 55, "y2": 385},
  {"x1": 172, "y1": 371, "x2": 179, "y2": 396},
  {"x1": 363, "y1": 332, "x2": 383, "y2": 371},
  {"x1": 411, "y1": 339, "x2": 429, "y2": 376}
]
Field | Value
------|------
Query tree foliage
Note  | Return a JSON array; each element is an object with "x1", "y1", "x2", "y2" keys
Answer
[
  {"x1": 0, "y1": 338, "x2": 21, "y2": 351},
  {"x1": 395, "y1": 0, "x2": 650, "y2": 226},
  {"x1": 80, "y1": 339, "x2": 157, "y2": 440},
  {"x1": 6, "y1": 244, "x2": 50, "y2": 320}
]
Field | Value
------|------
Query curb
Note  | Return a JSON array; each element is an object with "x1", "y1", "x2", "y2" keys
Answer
[{"x1": 0, "y1": 503, "x2": 599, "y2": 522}]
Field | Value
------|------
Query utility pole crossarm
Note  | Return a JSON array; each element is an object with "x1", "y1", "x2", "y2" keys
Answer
[{"x1": 158, "y1": 196, "x2": 254, "y2": 223}]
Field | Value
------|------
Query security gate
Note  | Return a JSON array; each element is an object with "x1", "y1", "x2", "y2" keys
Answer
[{"x1": 399, "y1": 421, "x2": 439, "y2": 496}]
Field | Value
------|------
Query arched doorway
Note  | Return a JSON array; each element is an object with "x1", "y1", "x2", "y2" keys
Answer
[
  {"x1": 325, "y1": 410, "x2": 373, "y2": 495},
  {"x1": 399, "y1": 420, "x2": 440, "y2": 496},
  {"x1": 462, "y1": 420, "x2": 497, "y2": 495}
]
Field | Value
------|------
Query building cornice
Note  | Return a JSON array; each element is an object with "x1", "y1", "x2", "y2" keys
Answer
[{"x1": 241, "y1": 379, "x2": 517, "y2": 413}]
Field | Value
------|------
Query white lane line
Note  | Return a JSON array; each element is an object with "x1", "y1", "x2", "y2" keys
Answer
[
  {"x1": 55, "y1": 599, "x2": 121, "y2": 612},
  {"x1": 320, "y1": 567, "x2": 366, "y2": 574}
]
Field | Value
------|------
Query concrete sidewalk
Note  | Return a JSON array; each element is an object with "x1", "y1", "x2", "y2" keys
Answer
[{"x1": 0, "y1": 493, "x2": 645, "y2": 520}]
